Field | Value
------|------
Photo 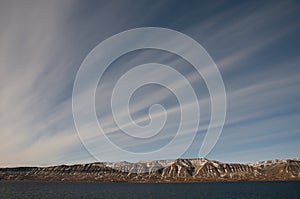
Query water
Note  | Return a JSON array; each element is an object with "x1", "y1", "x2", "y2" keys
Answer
[{"x1": 0, "y1": 181, "x2": 299, "y2": 198}]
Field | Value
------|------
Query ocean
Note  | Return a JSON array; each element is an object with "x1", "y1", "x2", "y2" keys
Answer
[{"x1": 0, "y1": 181, "x2": 299, "y2": 198}]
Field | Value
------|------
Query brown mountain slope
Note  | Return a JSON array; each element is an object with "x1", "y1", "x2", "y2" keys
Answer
[{"x1": 0, "y1": 158, "x2": 299, "y2": 182}]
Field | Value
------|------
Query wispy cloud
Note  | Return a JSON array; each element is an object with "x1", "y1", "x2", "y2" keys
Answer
[{"x1": 0, "y1": 0, "x2": 299, "y2": 166}]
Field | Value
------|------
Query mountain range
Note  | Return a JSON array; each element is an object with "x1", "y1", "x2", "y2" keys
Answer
[{"x1": 1, "y1": 158, "x2": 300, "y2": 182}]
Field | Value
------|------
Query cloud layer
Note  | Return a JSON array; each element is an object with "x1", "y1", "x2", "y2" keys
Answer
[{"x1": 0, "y1": 0, "x2": 300, "y2": 166}]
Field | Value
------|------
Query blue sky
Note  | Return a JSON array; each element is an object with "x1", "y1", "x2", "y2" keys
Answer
[{"x1": 0, "y1": 0, "x2": 300, "y2": 166}]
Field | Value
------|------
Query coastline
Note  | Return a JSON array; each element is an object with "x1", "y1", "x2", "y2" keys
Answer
[{"x1": 1, "y1": 158, "x2": 299, "y2": 183}]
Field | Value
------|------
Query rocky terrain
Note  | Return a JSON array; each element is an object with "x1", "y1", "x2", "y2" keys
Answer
[{"x1": 1, "y1": 158, "x2": 300, "y2": 182}]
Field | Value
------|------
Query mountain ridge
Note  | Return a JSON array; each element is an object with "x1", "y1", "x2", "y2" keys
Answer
[{"x1": 1, "y1": 158, "x2": 300, "y2": 182}]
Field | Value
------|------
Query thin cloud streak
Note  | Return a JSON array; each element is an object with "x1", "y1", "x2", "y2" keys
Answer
[{"x1": 0, "y1": 0, "x2": 299, "y2": 166}]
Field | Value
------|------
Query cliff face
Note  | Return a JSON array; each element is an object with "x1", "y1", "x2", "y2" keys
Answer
[
  {"x1": 1, "y1": 158, "x2": 300, "y2": 182},
  {"x1": 158, "y1": 158, "x2": 300, "y2": 181}
]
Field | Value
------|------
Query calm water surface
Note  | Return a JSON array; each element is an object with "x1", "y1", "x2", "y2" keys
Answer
[{"x1": 0, "y1": 181, "x2": 299, "y2": 198}]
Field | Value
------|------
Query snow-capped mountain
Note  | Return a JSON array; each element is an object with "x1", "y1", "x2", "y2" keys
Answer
[{"x1": 1, "y1": 158, "x2": 299, "y2": 182}]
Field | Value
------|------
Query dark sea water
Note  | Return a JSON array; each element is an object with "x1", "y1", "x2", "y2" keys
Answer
[{"x1": 0, "y1": 181, "x2": 299, "y2": 199}]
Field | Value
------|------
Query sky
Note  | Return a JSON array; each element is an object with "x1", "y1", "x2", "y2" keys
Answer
[{"x1": 0, "y1": 0, "x2": 300, "y2": 167}]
